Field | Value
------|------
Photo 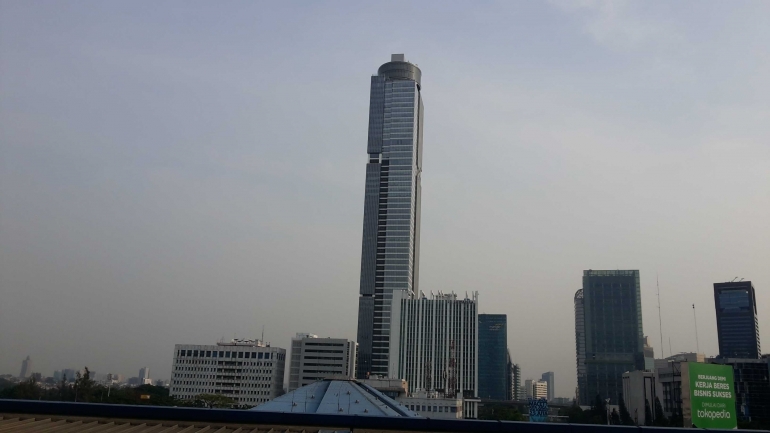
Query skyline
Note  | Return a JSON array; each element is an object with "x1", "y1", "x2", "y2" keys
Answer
[{"x1": 1, "y1": 0, "x2": 769, "y2": 397}]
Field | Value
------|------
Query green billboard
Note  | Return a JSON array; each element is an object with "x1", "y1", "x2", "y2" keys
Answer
[{"x1": 682, "y1": 362, "x2": 737, "y2": 429}]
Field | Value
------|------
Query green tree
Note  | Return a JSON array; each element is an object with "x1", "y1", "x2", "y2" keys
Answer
[
  {"x1": 618, "y1": 395, "x2": 634, "y2": 425},
  {"x1": 644, "y1": 399, "x2": 653, "y2": 426},
  {"x1": 653, "y1": 397, "x2": 668, "y2": 426},
  {"x1": 589, "y1": 395, "x2": 608, "y2": 424},
  {"x1": 183, "y1": 393, "x2": 237, "y2": 408},
  {"x1": 560, "y1": 401, "x2": 587, "y2": 423}
]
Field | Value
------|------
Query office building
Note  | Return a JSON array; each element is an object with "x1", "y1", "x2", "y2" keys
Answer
[
  {"x1": 541, "y1": 371, "x2": 554, "y2": 402},
  {"x1": 356, "y1": 54, "x2": 425, "y2": 379},
  {"x1": 391, "y1": 291, "x2": 478, "y2": 397},
  {"x1": 622, "y1": 370, "x2": 658, "y2": 426},
  {"x1": 533, "y1": 380, "x2": 548, "y2": 400},
  {"x1": 511, "y1": 362, "x2": 523, "y2": 400},
  {"x1": 710, "y1": 357, "x2": 770, "y2": 424},
  {"x1": 655, "y1": 352, "x2": 705, "y2": 419},
  {"x1": 19, "y1": 356, "x2": 32, "y2": 379},
  {"x1": 714, "y1": 281, "x2": 761, "y2": 359},
  {"x1": 288, "y1": 333, "x2": 356, "y2": 391},
  {"x1": 139, "y1": 367, "x2": 150, "y2": 380},
  {"x1": 169, "y1": 339, "x2": 286, "y2": 406},
  {"x1": 574, "y1": 270, "x2": 645, "y2": 404},
  {"x1": 478, "y1": 314, "x2": 508, "y2": 400},
  {"x1": 506, "y1": 353, "x2": 520, "y2": 400}
]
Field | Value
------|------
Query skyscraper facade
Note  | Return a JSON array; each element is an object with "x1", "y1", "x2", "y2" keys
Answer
[
  {"x1": 390, "y1": 291, "x2": 478, "y2": 399},
  {"x1": 575, "y1": 270, "x2": 645, "y2": 405},
  {"x1": 478, "y1": 314, "x2": 508, "y2": 400},
  {"x1": 541, "y1": 371, "x2": 554, "y2": 401},
  {"x1": 714, "y1": 281, "x2": 761, "y2": 359},
  {"x1": 356, "y1": 54, "x2": 424, "y2": 379}
]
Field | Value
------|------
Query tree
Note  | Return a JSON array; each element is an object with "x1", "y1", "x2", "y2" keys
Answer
[
  {"x1": 610, "y1": 408, "x2": 621, "y2": 425},
  {"x1": 185, "y1": 394, "x2": 236, "y2": 408},
  {"x1": 618, "y1": 395, "x2": 634, "y2": 425},
  {"x1": 589, "y1": 394, "x2": 608, "y2": 425},
  {"x1": 560, "y1": 401, "x2": 587, "y2": 424},
  {"x1": 644, "y1": 399, "x2": 653, "y2": 426},
  {"x1": 653, "y1": 397, "x2": 668, "y2": 426}
]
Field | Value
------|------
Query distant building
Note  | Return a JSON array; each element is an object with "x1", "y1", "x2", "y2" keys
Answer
[
  {"x1": 478, "y1": 314, "x2": 507, "y2": 400},
  {"x1": 506, "y1": 353, "x2": 520, "y2": 400},
  {"x1": 714, "y1": 281, "x2": 761, "y2": 359},
  {"x1": 19, "y1": 356, "x2": 32, "y2": 379},
  {"x1": 391, "y1": 291, "x2": 478, "y2": 399},
  {"x1": 169, "y1": 339, "x2": 286, "y2": 407},
  {"x1": 643, "y1": 336, "x2": 655, "y2": 370},
  {"x1": 541, "y1": 371, "x2": 554, "y2": 402},
  {"x1": 53, "y1": 370, "x2": 62, "y2": 382},
  {"x1": 575, "y1": 270, "x2": 645, "y2": 404},
  {"x1": 62, "y1": 369, "x2": 76, "y2": 382},
  {"x1": 526, "y1": 380, "x2": 547, "y2": 400},
  {"x1": 139, "y1": 367, "x2": 150, "y2": 381},
  {"x1": 655, "y1": 353, "x2": 705, "y2": 419},
  {"x1": 288, "y1": 333, "x2": 356, "y2": 391},
  {"x1": 511, "y1": 363, "x2": 523, "y2": 400},
  {"x1": 251, "y1": 379, "x2": 419, "y2": 417}
]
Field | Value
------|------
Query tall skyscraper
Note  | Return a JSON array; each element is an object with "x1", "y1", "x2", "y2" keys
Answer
[
  {"x1": 356, "y1": 54, "x2": 424, "y2": 379},
  {"x1": 574, "y1": 270, "x2": 645, "y2": 405},
  {"x1": 541, "y1": 371, "x2": 554, "y2": 401},
  {"x1": 478, "y1": 314, "x2": 508, "y2": 400},
  {"x1": 19, "y1": 356, "x2": 32, "y2": 379},
  {"x1": 714, "y1": 281, "x2": 761, "y2": 359}
]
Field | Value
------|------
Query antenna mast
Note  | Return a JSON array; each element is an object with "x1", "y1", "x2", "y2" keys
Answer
[
  {"x1": 657, "y1": 275, "x2": 665, "y2": 358},
  {"x1": 693, "y1": 304, "x2": 700, "y2": 354}
]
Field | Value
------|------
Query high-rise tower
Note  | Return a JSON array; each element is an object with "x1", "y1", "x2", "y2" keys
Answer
[
  {"x1": 356, "y1": 54, "x2": 424, "y2": 379},
  {"x1": 575, "y1": 270, "x2": 645, "y2": 404},
  {"x1": 714, "y1": 281, "x2": 760, "y2": 359}
]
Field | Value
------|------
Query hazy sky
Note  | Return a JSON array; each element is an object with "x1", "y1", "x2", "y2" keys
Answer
[{"x1": 1, "y1": 1, "x2": 769, "y2": 396}]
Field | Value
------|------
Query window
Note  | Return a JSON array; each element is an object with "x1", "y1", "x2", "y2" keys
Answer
[
  {"x1": 226, "y1": 352, "x2": 230, "y2": 358},
  {"x1": 258, "y1": 353, "x2": 263, "y2": 359},
  {"x1": 193, "y1": 350, "x2": 198, "y2": 357},
  {"x1": 187, "y1": 350, "x2": 192, "y2": 356},
  {"x1": 238, "y1": 352, "x2": 243, "y2": 358},
  {"x1": 206, "y1": 351, "x2": 211, "y2": 357}
]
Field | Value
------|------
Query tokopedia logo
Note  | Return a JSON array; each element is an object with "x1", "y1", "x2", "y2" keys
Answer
[{"x1": 698, "y1": 409, "x2": 731, "y2": 420}]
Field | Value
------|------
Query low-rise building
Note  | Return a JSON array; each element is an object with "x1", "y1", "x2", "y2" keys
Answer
[{"x1": 169, "y1": 339, "x2": 286, "y2": 407}]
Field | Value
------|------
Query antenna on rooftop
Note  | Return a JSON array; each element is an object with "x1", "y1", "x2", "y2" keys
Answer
[
  {"x1": 693, "y1": 304, "x2": 700, "y2": 354},
  {"x1": 657, "y1": 275, "x2": 665, "y2": 358}
]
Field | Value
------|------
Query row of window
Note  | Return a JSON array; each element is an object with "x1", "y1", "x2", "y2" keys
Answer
[{"x1": 177, "y1": 349, "x2": 284, "y2": 360}]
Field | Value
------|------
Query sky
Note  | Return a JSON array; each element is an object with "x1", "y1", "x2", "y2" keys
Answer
[{"x1": 1, "y1": 0, "x2": 769, "y2": 397}]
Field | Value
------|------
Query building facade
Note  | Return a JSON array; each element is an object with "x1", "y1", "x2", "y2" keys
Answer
[
  {"x1": 575, "y1": 270, "x2": 645, "y2": 405},
  {"x1": 288, "y1": 333, "x2": 356, "y2": 391},
  {"x1": 541, "y1": 371, "x2": 554, "y2": 401},
  {"x1": 356, "y1": 54, "x2": 425, "y2": 379},
  {"x1": 19, "y1": 356, "x2": 32, "y2": 379},
  {"x1": 478, "y1": 314, "x2": 508, "y2": 400},
  {"x1": 525, "y1": 379, "x2": 548, "y2": 400},
  {"x1": 169, "y1": 339, "x2": 286, "y2": 407},
  {"x1": 714, "y1": 281, "x2": 761, "y2": 359},
  {"x1": 710, "y1": 357, "x2": 770, "y2": 424},
  {"x1": 511, "y1": 362, "x2": 523, "y2": 400},
  {"x1": 391, "y1": 291, "x2": 478, "y2": 399}
]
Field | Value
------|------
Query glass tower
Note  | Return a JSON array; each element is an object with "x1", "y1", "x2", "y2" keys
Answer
[
  {"x1": 356, "y1": 54, "x2": 424, "y2": 379},
  {"x1": 478, "y1": 314, "x2": 508, "y2": 400},
  {"x1": 714, "y1": 281, "x2": 760, "y2": 359},
  {"x1": 576, "y1": 270, "x2": 645, "y2": 404}
]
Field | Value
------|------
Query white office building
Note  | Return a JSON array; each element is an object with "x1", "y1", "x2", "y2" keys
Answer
[
  {"x1": 288, "y1": 333, "x2": 356, "y2": 391},
  {"x1": 169, "y1": 339, "x2": 286, "y2": 407},
  {"x1": 389, "y1": 290, "x2": 479, "y2": 418},
  {"x1": 525, "y1": 379, "x2": 548, "y2": 400}
]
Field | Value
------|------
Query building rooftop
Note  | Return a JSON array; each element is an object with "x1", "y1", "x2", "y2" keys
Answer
[{"x1": 251, "y1": 379, "x2": 418, "y2": 417}]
